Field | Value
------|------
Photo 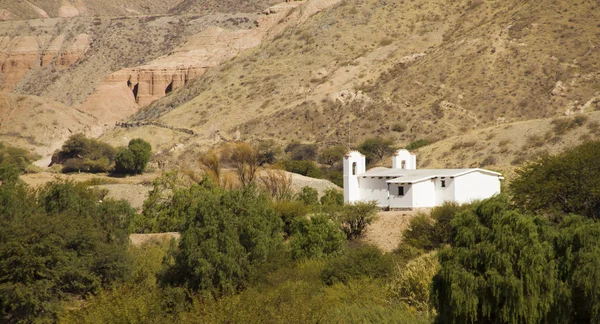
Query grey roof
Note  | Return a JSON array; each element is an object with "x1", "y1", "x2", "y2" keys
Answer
[{"x1": 357, "y1": 168, "x2": 503, "y2": 184}]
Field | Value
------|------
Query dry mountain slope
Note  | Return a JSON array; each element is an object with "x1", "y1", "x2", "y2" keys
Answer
[
  {"x1": 106, "y1": 0, "x2": 600, "y2": 168},
  {"x1": 0, "y1": 92, "x2": 97, "y2": 159}
]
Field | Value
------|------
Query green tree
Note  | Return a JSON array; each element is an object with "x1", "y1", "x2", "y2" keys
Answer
[
  {"x1": 336, "y1": 201, "x2": 378, "y2": 239},
  {"x1": 158, "y1": 180, "x2": 285, "y2": 294},
  {"x1": 52, "y1": 134, "x2": 116, "y2": 173},
  {"x1": 290, "y1": 214, "x2": 345, "y2": 259},
  {"x1": 114, "y1": 138, "x2": 152, "y2": 175},
  {"x1": 551, "y1": 215, "x2": 600, "y2": 323},
  {"x1": 357, "y1": 137, "x2": 394, "y2": 163},
  {"x1": 256, "y1": 140, "x2": 283, "y2": 166},
  {"x1": 0, "y1": 180, "x2": 134, "y2": 323},
  {"x1": 432, "y1": 196, "x2": 556, "y2": 324},
  {"x1": 510, "y1": 140, "x2": 600, "y2": 221},
  {"x1": 283, "y1": 160, "x2": 323, "y2": 178}
]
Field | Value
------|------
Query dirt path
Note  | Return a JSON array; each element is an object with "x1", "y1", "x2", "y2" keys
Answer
[{"x1": 361, "y1": 210, "x2": 424, "y2": 252}]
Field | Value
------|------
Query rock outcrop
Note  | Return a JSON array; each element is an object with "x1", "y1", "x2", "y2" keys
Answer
[
  {"x1": 0, "y1": 33, "x2": 91, "y2": 91},
  {"x1": 82, "y1": 1, "x2": 304, "y2": 123}
]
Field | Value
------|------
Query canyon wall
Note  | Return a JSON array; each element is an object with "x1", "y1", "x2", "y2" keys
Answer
[{"x1": 0, "y1": 33, "x2": 90, "y2": 91}]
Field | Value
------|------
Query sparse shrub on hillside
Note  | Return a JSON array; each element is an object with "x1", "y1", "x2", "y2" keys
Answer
[
  {"x1": 358, "y1": 137, "x2": 395, "y2": 163},
  {"x1": 285, "y1": 142, "x2": 318, "y2": 161},
  {"x1": 321, "y1": 245, "x2": 394, "y2": 285},
  {"x1": 391, "y1": 123, "x2": 407, "y2": 133},
  {"x1": 552, "y1": 115, "x2": 588, "y2": 135},
  {"x1": 450, "y1": 140, "x2": 477, "y2": 150},
  {"x1": 260, "y1": 169, "x2": 293, "y2": 201},
  {"x1": 256, "y1": 139, "x2": 283, "y2": 166},
  {"x1": 405, "y1": 139, "x2": 431, "y2": 150},
  {"x1": 229, "y1": 142, "x2": 259, "y2": 187},
  {"x1": 114, "y1": 138, "x2": 152, "y2": 175},
  {"x1": 290, "y1": 214, "x2": 346, "y2": 260},
  {"x1": 199, "y1": 149, "x2": 222, "y2": 184}
]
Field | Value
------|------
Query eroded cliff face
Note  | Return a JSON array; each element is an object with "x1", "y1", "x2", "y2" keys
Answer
[
  {"x1": 81, "y1": 2, "x2": 303, "y2": 124},
  {"x1": 0, "y1": 33, "x2": 90, "y2": 91}
]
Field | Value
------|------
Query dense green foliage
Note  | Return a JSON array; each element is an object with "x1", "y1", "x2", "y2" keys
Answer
[
  {"x1": 285, "y1": 142, "x2": 318, "y2": 161},
  {"x1": 0, "y1": 142, "x2": 38, "y2": 175},
  {"x1": 52, "y1": 134, "x2": 117, "y2": 173},
  {"x1": 0, "y1": 180, "x2": 135, "y2": 323},
  {"x1": 296, "y1": 185, "x2": 319, "y2": 206},
  {"x1": 321, "y1": 245, "x2": 395, "y2": 285},
  {"x1": 282, "y1": 159, "x2": 323, "y2": 178},
  {"x1": 114, "y1": 138, "x2": 152, "y2": 175},
  {"x1": 432, "y1": 196, "x2": 556, "y2": 324},
  {"x1": 402, "y1": 202, "x2": 467, "y2": 251},
  {"x1": 290, "y1": 214, "x2": 346, "y2": 259},
  {"x1": 510, "y1": 140, "x2": 600, "y2": 220},
  {"x1": 388, "y1": 251, "x2": 439, "y2": 312},
  {"x1": 62, "y1": 243, "x2": 431, "y2": 323},
  {"x1": 158, "y1": 180, "x2": 285, "y2": 295}
]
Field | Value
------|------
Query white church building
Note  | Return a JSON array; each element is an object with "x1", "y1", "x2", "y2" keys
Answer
[{"x1": 343, "y1": 149, "x2": 503, "y2": 209}]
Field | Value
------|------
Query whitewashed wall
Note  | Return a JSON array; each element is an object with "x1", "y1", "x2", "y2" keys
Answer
[
  {"x1": 453, "y1": 172, "x2": 501, "y2": 204},
  {"x1": 435, "y1": 177, "x2": 456, "y2": 205},
  {"x1": 358, "y1": 177, "x2": 389, "y2": 207},
  {"x1": 389, "y1": 184, "x2": 413, "y2": 208},
  {"x1": 412, "y1": 180, "x2": 436, "y2": 208}
]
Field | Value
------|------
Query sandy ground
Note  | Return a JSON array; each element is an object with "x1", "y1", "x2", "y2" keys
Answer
[
  {"x1": 20, "y1": 172, "x2": 160, "y2": 187},
  {"x1": 361, "y1": 210, "x2": 425, "y2": 252},
  {"x1": 94, "y1": 184, "x2": 153, "y2": 211}
]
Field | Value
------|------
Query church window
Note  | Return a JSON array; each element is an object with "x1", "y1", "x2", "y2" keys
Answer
[
  {"x1": 398, "y1": 186, "x2": 404, "y2": 196},
  {"x1": 352, "y1": 162, "x2": 357, "y2": 175}
]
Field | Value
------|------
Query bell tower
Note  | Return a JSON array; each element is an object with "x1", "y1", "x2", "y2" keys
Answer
[{"x1": 343, "y1": 151, "x2": 365, "y2": 203}]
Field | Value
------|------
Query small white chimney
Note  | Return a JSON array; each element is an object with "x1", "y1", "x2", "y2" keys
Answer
[{"x1": 392, "y1": 149, "x2": 416, "y2": 170}]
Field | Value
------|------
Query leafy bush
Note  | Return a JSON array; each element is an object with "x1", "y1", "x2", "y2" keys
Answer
[
  {"x1": 283, "y1": 160, "x2": 323, "y2": 178},
  {"x1": 321, "y1": 245, "x2": 394, "y2": 285},
  {"x1": 272, "y1": 199, "x2": 309, "y2": 237},
  {"x1": 405, "y1": 139, "x2": 430, "y2": 150},
  {"x1": 337, "y1": 201, "x2": 378, "y2": 239},
  {"x1": 320, "y1": 188, "x2": 344, "y2": 208},
  {"x1": 290, "y1": 214, "x2": 346, "y2": 259},
  {"x1": 402, "y1": 202, "x2": 467, "y2": 251},
  {"x1": 297, "y1": 186, "x2": 319, "y2": 206},
  {"x1": 256, "y1": 139, "x2": 283, "y2": 166},
  {"x1": 114, "y1": 138, "x2": 152, "y2": 175},
  {"x1": 388, "y1": 251, "x2": 439, "y2": 311},
  {"x1": 158, "y1": 180, "x2": 285, "y2": 295}
]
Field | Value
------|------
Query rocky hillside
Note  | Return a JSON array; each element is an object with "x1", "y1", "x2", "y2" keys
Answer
[
  {"x1": 2, "y1": 0, "x2": 600, "y2": 174},
  {"x1": 100, "y1": 0, "x2": 598, "y2": 170}
]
